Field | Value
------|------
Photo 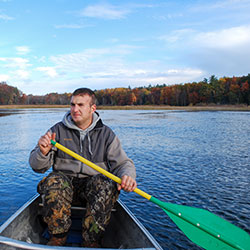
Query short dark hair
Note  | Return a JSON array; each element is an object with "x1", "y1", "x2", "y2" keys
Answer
[{"x1": 72, "y1": 88, "x2": 96, "y2": 105}]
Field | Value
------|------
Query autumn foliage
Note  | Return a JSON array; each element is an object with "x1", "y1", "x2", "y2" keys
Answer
[
  {"x1": 1, "y1": 74, "x2": 250, "y2": 106},
  {"x1": 94, "y1": 74, "x2": 250, "y2": 106}
]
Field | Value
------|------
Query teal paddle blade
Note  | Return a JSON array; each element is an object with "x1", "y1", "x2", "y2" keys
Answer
[{"x1": 150, "y1": 197, "x2": 250, "y2": 250}]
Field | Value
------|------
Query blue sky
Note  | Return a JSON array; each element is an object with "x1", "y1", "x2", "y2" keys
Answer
[{"x1": 0, "y1": 0, "x2": 250, "y2": 95}]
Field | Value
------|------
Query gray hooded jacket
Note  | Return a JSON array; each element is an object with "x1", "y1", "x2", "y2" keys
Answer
[{"x1": 29, "y1": 111, "x2": 136, "y2": 179}]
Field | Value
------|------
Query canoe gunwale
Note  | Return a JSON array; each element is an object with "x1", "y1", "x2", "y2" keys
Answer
[
  {"x1": 0, "y1": 195, "x2": 38, "y2": 235},
  {"x1": 0, "y1": 235, "x2": 157, "y2": 250}
]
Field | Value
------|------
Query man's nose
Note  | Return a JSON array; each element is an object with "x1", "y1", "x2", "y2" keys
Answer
[{"x1": 72, "y1": 105, "x2": 79, "y2": 112}]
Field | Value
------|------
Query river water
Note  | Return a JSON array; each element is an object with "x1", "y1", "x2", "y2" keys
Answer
[{"x1": 0, "y1": 109, "x2": 249, "y2": 249}]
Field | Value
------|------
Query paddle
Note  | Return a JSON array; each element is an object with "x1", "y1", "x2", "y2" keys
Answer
[{"x1": 51, "y1": 140, "x2": 250, "y2": 250}]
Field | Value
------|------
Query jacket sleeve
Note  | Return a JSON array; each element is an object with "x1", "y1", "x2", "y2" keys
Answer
[
  {"x1": 107, "y1": 136, "x2": 136, "y2": 179},
  {"x1": 29, "y1": 144, "x2": 54, "y2": 173}
]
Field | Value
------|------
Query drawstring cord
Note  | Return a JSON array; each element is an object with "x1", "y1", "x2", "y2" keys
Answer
[
  {"x1": 87, "y1": 133, "x2": 93, "y2": 155},
  {"x1": 80, "y1": 132, "x2": 93, "y2": 155}
]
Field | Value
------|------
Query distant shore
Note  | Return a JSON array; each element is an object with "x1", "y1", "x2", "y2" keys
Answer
[{"x1": 0, "y1": 104, "x2": 249, "y2": 111}]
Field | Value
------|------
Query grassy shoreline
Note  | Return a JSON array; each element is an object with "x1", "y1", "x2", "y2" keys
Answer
[{"x1": 0, "y1": 104, "x2": 249, "y2": 111}]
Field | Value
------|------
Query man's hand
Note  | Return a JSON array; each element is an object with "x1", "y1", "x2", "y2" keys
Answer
[
  {"x1": 38, "y1": 132, "x2": 56, "y2": 156},
  {"x1": 117, "y1": 175, "x2": 137, "y2": 192}
]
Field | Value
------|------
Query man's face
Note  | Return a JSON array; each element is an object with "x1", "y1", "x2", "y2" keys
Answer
[{"x1": 70, "y1": 94, "x2": 96, "y2": 129}]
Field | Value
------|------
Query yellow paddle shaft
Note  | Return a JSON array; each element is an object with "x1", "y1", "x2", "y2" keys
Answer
[{"x1": 51, "y1": 140, "x2": 152, "y2": 200}]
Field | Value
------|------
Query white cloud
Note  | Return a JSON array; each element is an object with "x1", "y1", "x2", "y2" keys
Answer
[
  {"x1": 0, "y1": 47, "x2": 204, "y2": 94},
  {"x1": 48, "y1": 45, "x2": 146, "y2": 81},
  {"x1": 15, "y1": 46, "x2": 30, "y2": 55},
  {"x1": 15, "y1": 69, "x2": 30, "y2": 79},
  {"x1": 47, "y1": 46, "x2": 204, "y2": 89},
  {"x1": 193, "y1": 25, "x2": 250, "y2": 49},
  {"x1": 0, "y1": 13, "x2": 14, "y2": 20},
  {"x1": 80, "y1": 3, "x2": 130, "y2": 19},
  {"x1": 159, "y1": 29, "x2": 195, "y2": 43},
  {"x1": 161, "y1": 25, "x2": 250, "y2": 77},
  {"x1": 36, "y1": 67, "x2": 58, "y2": 78},
  {"x1": 160, "y1": 25, "x2": 250, "y2": 49},
  {"x1": 54, "y1": 23, "x2": 92, "y2": 29},
  {"x1": 0, "y1": 74, "x2": 9, "y2": 81},
  {"x1": 0, "y1": 51, "x2": 204, "y2": 95},
  {"x1": 190, "y1": 0, "x2": 250, "y2": 12},
  {"x1": 0, "y1": 57, "x2": 30, "y2": 69},
  {"x1": 77, "y1": 67, "x2": 203, "y2": 90},
  {"x1": 106, "y1": 38, "x2": 119, "y2": 44}
]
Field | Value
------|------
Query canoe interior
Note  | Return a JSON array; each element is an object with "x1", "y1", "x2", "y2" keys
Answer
[{"x1": 0, "y1": 195, "x2": 162, "y2": 250}]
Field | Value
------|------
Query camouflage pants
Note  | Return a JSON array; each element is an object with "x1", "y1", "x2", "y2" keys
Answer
[{"x1": 37, "y1": 172, "x2": 119, "y2": 243}]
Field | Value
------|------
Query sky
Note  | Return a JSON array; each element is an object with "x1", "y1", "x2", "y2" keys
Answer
[{"x1": 0, "y1": 0, "x2": 250, "y2": 95}]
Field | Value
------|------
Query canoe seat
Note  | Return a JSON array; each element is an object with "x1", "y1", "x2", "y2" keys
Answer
[{"x1": 39, "y1": 203, "x2": 116, "y2": 211}]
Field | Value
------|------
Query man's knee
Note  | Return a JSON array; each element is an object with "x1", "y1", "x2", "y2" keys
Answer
[
  {"x1": 88, "y1": 174, "x2": 119, "y2": 196},
  {"x1": 37, "y1": 172, "x2": 73, "y2": 215},
  {"x1": 38, "y1": 172, "x2": 73, "y2": 198}
]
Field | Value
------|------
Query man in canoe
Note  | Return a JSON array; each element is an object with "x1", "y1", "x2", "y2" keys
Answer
[{"x1": 29, "y1": 88, "x2": 137, "y2": 247}]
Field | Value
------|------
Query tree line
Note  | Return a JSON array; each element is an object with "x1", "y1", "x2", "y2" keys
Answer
[{"x1": 1, "y1": 74, "x2": 250, "y2": 106}]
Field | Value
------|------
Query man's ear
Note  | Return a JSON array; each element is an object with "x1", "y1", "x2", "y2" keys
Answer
[{"x1": 91, "y1": 104, "x2": 97, "y2": 113}]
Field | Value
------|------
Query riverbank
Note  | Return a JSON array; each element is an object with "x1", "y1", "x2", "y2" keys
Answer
[{"x1": 0, "y1": 104, "x2": 249, "y2": 111}]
